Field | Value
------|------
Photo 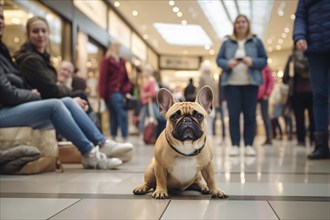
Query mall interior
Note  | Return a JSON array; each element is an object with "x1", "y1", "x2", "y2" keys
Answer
[{"x1": 0, "y1": 0, "x2": 329, "y2": 219}]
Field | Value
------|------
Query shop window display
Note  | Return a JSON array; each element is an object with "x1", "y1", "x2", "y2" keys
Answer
[{"x1": 2, "y1": 0, "x2": 62, "y2": 66}]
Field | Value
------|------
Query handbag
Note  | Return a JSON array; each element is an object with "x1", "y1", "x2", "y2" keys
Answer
[
  {"x1": 124, "y1": 95, "x2": 139, "y2": 110},
  {"x1": 143, "y1": 98, "x2": 158, "y2": 145}
]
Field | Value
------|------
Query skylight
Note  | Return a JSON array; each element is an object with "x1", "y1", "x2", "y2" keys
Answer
[
  {"x1": 153, "y1": 23, "x2": 212, "y2": 46},
  {"x1": 197, "y1": 0, "x2": 274, "y2": 39}
]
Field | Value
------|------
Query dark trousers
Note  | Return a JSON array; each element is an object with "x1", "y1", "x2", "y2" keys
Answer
[
  {"x1": 306, "y1": 52, "x2": 330, "y2": 132},
  {"x1": 292, "y1": 93, "x2": 315, "y2": 143},
  {"x1": 225, "y1": 85, "x2": 259, "y2": 146},
  {"x1": 259, "y1": 99, "x2": 272, "y2": 140}
]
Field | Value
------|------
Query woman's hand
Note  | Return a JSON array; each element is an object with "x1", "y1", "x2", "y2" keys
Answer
[
  {"x1": 73, "y1": 97, "x2": 89, "y2": 112},
  {"x1": 242, "y1": 57, "x2": 253, "y2": 66},
  {"x1": 228, "y1": 59, "x2": 239, "y2": 69}
]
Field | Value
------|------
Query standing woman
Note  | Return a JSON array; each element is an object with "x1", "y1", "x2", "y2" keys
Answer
[
  {"x1": 216, "y1": 15, "x2": 267, "y2": 156},
  {"x1": 99, "y1": 42, "x2": 133, "y2": 142}
]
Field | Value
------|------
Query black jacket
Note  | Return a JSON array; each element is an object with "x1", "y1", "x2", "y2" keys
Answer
[
  {"x1": 15, "y1": 43, "x2": 71, "y2": 99},
  {"x1": 0, "y1": 41, "x2": 41, "y2": 107}
]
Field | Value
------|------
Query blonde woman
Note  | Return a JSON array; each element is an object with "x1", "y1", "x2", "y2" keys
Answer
[{"x1": 99, "y1": 41, "x2": 133, "y2": 142}]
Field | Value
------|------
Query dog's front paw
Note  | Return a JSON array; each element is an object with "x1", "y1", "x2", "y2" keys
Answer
[
  {"x1": 133, "y1": 185, "x2": 148, "y2": 195},
  {"x1": 152, "y1": 189, "x2": 169, "y2": 199},
  {"x1": 211, "y1": 189, "x2": 228, "y2": 199}
]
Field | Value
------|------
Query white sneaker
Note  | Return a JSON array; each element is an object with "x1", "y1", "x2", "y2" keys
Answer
[
  {"x1": 245, "y1": 146, "x2": 256, "y2": 156},
  {"x1": 82, "y1": 147, "x2": 123, "y2": 169},
  {"x1": 99, "y1": 139, "x2": 133, "y2": 159},
  {"x1": 230, "y1": 146, "x2": 239, "y2": 156}
]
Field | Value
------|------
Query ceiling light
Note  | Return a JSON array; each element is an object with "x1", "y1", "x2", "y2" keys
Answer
[
  {"x1": 284, "y1": 27, "x2": 290, "y2": 33},
  {"x1": 114, "y1": 1, "x2": 120, "y2": 7},
  {"x1": 267, "y1": 58, "x2": 272, "y2": 64},
  {"x1": 181, "y1": 20, "x2": 187, "y2": 25},
  {"x1": 209, "y1": 49, "x2": 214, "y2": 55},
  {"x1": 169, "y1": 1, "x2": 175, "y2": 6},
  {"x1": 132, "y1": 10, "x2": 138, "y2": 16},
  {"x1": 177, "y1": 12, "x2": 182, "y2": 17},
  {"x1": 275, "y1": 45, "x2": 282, "y2": 50},
  {"x1": 143, "y1": 34, "x2": 149, "y2": 40},
  {"x1": 204, "y1": 45, "x2": 210, "y2": 50},
  {"x1": 154, "y1": 23, "x2": 212, "y2": 46},
  {"x1": 173, "y1": 7, "x2": 179, "y2": 13},
  {"x1": 277, "y1": 39, "x2": 283, "y2": 44},
  {"x1": 290, "y1": 14, "x2": 296, "y2": 20},
  {"x1": 278, "y1": 10, "x2": 284, "y2": 16},
  {"x1": 281, "y1": 33, "x2": 287, "y2": 38}
]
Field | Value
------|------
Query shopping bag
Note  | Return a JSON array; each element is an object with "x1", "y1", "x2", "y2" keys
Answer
[{"x1": 143, "y1": 120, "x2": 157, "y2": 145}]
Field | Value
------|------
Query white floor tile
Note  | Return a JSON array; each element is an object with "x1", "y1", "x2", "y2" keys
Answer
[
  {"x1": 0, "y1": 198, "x2": 79, "y2": 220},
  {"x1": 161, "y1": 200, "x2": 278, "y2": 220}
]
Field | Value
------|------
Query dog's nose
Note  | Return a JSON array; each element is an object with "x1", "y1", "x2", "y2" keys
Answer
[{"x1": 182, "y1": 117, "x2": 192, "y2": 123}]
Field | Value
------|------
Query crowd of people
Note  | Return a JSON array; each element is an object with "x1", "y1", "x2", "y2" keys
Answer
[{"x1": 0, "y1": 0, "x2": 329, "y2": 175}]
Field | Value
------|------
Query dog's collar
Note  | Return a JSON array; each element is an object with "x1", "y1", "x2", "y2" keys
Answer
[{"x1": 165, "y1": 131, "x2": 207, "y2": 157}]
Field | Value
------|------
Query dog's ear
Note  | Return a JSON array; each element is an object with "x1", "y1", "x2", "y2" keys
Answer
[
  {"x1": 157, "y1": 88, "x2": 176, "y2": 116},
  {"x1": 195, "y1": 86, "x2": 213, "y2": 114}
]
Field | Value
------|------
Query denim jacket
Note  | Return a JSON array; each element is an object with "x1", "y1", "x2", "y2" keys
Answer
[{"x1": 216, "y1": 35, "x2": 268, "y2": 86}]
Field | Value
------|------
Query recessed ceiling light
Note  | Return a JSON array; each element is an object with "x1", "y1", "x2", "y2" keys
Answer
[
  {"x1": 143, "y1": 34, "x2": 149, "y2": 40},
  {"x1": 284, "y1": 27, "x2": 290, "y2": 33},
  {"x1": 114, "y1": 1, "x2": 120, "y2": 7},
  {"x1": 181, "y1": 20, "x2": 187, "y2": 25},
  {"x1": 277, "y1": 39, "x2": 283, "y2": 44},
  {"x1": 204, "y1": 45, "x2": 210, "y2": 50},
  {"x1": 209, "y1": 49, "x2": 215, "y2": 55},
  {"x1": 281, "y1": 33, "x2": 287, "y2": 38},
  {"x1": 169, "y1": 0, "x2": 175, "y2": 6},
  {"x1": 173, "y1": 7, "x2": 179, "y2": 13},
  {"x1": 177, "y1": 12, "x2": 183, "y2": 17},
  {"x1": 275, "y1": 45, "x2": 282, "y2": 50},
  {"x1": 154, "y1": 23, "x2": 212, "y2": 46},
  {"x1": 290, "y1": 14, "x2": 295, "y2": 20},
  {"x1": 267, "y1": 58, "x2": 272, "y2": 64},
  {"x1": 132, "y1": 10, "x2": 138, "y2": 16},
  {"x1": 278, "y1": 10, "x2": 284, "y2": 16}
]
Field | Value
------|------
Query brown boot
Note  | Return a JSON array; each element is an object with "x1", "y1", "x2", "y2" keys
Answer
[{"x1": 308, "y1": 132, "x2": 330, "y2": 160}]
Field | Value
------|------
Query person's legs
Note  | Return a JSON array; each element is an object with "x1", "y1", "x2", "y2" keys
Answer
[
  {"x1": 306, "y1": 52, "x2": 329, "y2": 132},
  {"x1": 0, "y1": 99, "x2": 94, "y2": 155},
  {"x1": 60, "y1": 97, "x2": 105, "y2": 146},
  {"x1": 306, "y1": 52, "x2": 330, "y2": 159},
  {"x1": 225, "y1": 86, "x2": 242, "y2": 146},
  {"x1": 106, "y1": 97, "x2": 119, "y2": 138},
  {"x1": 292, "y1": 95, "x2": 306, "y2": 144},
  {"x1": 260, "y1": 99, "x2": 272, "y2": 143},
  {"x1": 242, "y1": 86, "x2": 259, "y2": 146},
  {"x1": 110, "y1": 92, "x2": 129, "y2": 139}
]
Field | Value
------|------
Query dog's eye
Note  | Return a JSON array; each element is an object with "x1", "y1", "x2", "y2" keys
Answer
[
  {"x1": 196, "y1": 113, "x2": 204, "y2": 121},
  {"x1": 170, "y1": 112, "x2": 180, "y2": 121}
]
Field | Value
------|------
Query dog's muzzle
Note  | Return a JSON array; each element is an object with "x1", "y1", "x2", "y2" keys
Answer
[{"x1": 172, "y1": 116, "x2": 203, "y2": 141}]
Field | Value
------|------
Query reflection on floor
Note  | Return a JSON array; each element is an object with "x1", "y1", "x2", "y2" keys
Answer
[{"x1": 1, "y1": 135, "x2": 329, "y2": 220}]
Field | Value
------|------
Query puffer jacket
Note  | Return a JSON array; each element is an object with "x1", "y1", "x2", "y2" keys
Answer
[
  {"x1": 0, "y1": 42, "x2": 41, "y2": 107},
  {"x1": 293, "y1": 0, "x2": 330, "y2": 53},
  {"x1": 216, "y1": 34, "x2": 268, "y2": 86},
  {"x1": 15, "y1": 43, "x2": 71, "y2": 99}
]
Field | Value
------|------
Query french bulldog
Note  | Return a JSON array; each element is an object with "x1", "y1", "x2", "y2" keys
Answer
[{"x1": 133, "y1": 86, "x2": 228, "y2": 199}]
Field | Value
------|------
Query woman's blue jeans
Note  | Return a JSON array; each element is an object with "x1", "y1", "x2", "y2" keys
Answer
[
  {"x1": 0, "y1": 97, "x2": 105, "y2": 155},
  {"x1": 225, "y1": 85, "x2": 259, "y2": 146},
  {"x1": 105, "y1": 92, "x2": 128, "y2": 138},
  {"x1": 306, "y1": 52, "x2": 330, "y2": 132}
]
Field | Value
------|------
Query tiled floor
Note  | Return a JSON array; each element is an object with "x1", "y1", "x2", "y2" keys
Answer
[{"x1": 1, "y1": 136, "x2": 329, "y2": 220}]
